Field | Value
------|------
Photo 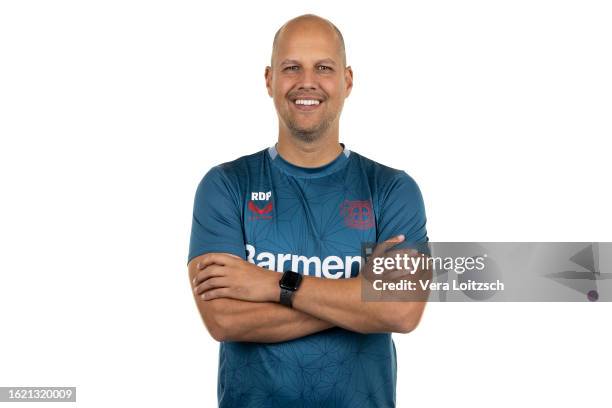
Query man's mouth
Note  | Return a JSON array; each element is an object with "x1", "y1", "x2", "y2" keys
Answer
[{"x1": 291, "y1": 98, "x2": 323, "y2": 112}]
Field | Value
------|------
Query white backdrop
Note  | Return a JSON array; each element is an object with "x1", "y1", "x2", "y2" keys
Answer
[{"x1": 1, "y1": 1, "x2": 611, "y2": 407}]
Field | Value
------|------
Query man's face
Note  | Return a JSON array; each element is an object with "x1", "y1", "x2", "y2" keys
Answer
[{"x1": 265, "y1": 23, "x2": 353, "y2": 142}]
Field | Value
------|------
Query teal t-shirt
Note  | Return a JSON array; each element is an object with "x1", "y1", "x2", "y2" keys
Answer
[{"x1": 189, "y1": 145, "x2": 428, "y2": 407}]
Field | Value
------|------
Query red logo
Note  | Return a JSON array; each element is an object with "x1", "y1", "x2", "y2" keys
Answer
[
  {"x1": 248, "y1": 200, "x2": 273, "y2": 220},
  {"x1": 248, "y1": 201, "x2": 273, "y2": 215},
  {"x1": 340, "y1": 200, "x2": 374, "y2": 229}
]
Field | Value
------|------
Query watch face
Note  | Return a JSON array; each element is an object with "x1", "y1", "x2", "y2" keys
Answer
[{"x1": 280, "y1": 271, "x2": 301, "y2": 290}]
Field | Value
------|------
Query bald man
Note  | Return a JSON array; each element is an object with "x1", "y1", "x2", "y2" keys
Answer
[{"x1": 188, "y1": 14, "x2": 429, "y2": 408}]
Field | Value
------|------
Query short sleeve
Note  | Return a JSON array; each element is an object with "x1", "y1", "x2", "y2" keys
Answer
[
  {"x1": 187, "y1": 166, "x2": 246, "y2": 264},
  {"x1": 376, "y1": 171, "x2": 428, "y2": 248}
]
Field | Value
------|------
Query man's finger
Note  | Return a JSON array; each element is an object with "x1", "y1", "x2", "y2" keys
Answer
[
  {"x1": 370, "y1": 234, "x2": 405, "y2": 261},
  {"x1": 193, "y1": 265, "x2": 227, "y2": 286},
  {"x1": 386, "y1": 234, "x2": 405, "y2": 243},
  {"x1": 201, "y1": 287, "x2": 230, "y2": 301},
  {"x1": 196, "y1": 253, "x2": 237, "y2": 271},
  {"x1": 194, "y1": 277, "x2": 227, "y2": 296}
]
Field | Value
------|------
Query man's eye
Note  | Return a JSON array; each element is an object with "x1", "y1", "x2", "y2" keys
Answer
[
  {"x1": 318, "y1": 66, "x2": 332, "y2": 71},
  {"x1": 284, "y1": 66, "x2": 299, "y2": 71}
]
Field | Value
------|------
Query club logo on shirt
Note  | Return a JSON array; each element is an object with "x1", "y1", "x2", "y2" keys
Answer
[
  {"x1": 340, "y1": 200, "x2": 375, "y2": 230},
  {"x1": 248, "y1": 191, "x2": 273, "y2": 220}
]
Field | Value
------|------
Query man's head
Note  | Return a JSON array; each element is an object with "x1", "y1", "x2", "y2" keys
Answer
[{"x1": 265, "y1": 14, "x2": 353, "y2": 143}]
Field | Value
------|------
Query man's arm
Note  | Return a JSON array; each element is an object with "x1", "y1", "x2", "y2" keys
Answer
[
  {"x1": 290, "y1": 237, "x2": 430, "y2": 334},
  {"x1": 193, "y1": 238, "x2": 430, "y2": 335},
  {"x1": 292, "y1": 270, "x2": 427, "y2": 334},
  {"x1": 188, "y1": 255, "x2": 333, "y2": 343}
]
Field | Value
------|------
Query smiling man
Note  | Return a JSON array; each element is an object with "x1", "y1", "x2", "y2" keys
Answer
[{"x1": 188, "y1": 14, "x2": 429, "y2": 408}]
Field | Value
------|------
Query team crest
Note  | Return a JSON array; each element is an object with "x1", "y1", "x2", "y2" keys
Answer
[{"x1": 340, "y1": 200, "x2": 374, "y2": 230}]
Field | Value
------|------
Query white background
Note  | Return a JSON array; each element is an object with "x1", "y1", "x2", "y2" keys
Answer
[{"x1": 1, "y1": 1, "x2": 611, "y2": 407}]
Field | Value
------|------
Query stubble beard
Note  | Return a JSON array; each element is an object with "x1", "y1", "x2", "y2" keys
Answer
[{"x1": 285, "y1": 111, "x2": 336, "y2": 144}]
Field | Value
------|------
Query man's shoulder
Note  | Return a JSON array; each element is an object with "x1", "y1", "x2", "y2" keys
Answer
[
  {"x1": 216, "y1": 147, "x2": 268, "y2": 175},
  {"x1": 350, "y1": 150, "x2": 417, "y2": 189},
  {"x1": 200, "y1": 148, "x2": 268, "y2": 184}
]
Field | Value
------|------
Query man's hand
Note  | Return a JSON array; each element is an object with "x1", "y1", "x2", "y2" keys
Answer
[{"x1": 193, "y1": 253, "x2": 280, "y2": 303}]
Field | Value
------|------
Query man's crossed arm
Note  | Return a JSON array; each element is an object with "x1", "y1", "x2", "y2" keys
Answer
[
  {"x1": 188, "y1": 257, "x2": 333, "y2": 343},
  {"x1": 188, "y1": 235, "x2": 429, "y2": 343}
]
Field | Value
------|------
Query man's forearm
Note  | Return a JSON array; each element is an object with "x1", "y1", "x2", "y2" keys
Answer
[
  {"x1": 291, "y1": 276, "x2": 426, "y2": 334},
  {"x1": 193, "y1": 296, "x2": 334, "y2": 343},
  {"x1": 189, "y1": 255, "x2": 333, "y2": 343}
]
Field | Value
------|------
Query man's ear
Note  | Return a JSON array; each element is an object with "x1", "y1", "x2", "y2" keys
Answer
[
  {"x1": 344, "y1": 66, "x2": 354, "y2": 98},
  {"x1": 265, "y1": 66, "x2": 273, "y2": 97}
]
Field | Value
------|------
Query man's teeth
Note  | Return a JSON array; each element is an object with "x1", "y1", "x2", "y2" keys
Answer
[{"x1": 294, "y1": 99, "x2": 320, "y2": 105}]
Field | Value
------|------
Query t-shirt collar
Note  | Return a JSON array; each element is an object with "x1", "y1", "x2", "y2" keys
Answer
[{"x1": 267, "y1": 143, "x2": 351, "y2": 178}]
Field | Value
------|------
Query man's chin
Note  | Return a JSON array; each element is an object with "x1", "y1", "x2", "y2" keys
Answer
[
  {"x1": 287, "y1": 122, "x2": 324, "y2": 142},
  {"x1": 290, "y1": 129, "x2": 321, "y2": 143}
]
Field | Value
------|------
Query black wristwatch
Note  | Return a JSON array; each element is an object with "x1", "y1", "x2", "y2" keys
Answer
[{"x1": 279, "y1": 270, "x2": 303, "y2": 307}]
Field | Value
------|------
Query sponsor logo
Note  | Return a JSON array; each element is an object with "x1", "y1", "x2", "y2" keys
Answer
[
  {"x1": 248, "y1": 191, "x2": 273, "y2": 220},
  {"x1": 340, "y1": 200, "x2": 374, "y2": 230},
  {"x1": 246, "y1": 244, "x2": 362, "y2": 278},
  {"x1": 251, "y1": 191, "x2": 272, "y2": 201},
  {"x1": 248, "y1": 201, "x2": 273, "y2": 215}
]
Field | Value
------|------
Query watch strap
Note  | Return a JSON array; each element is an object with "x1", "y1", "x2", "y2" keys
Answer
[{"x1": 279, "y1": 287, "x2": 295, "y2": 307}]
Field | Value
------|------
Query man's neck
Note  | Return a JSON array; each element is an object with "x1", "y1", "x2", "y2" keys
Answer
[{"x1": 276, "y1": 130, "x2": 343, "y2": 168}]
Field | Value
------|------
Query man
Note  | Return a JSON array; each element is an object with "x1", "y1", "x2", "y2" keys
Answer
[{"x1": 188, "y1": 14, "x2": 429, "y2": 407}]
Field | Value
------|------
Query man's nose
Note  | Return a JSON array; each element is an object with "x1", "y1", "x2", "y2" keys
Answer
[{"x1": 298, "y1": 68, "x2": 317, "y2": 90}]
